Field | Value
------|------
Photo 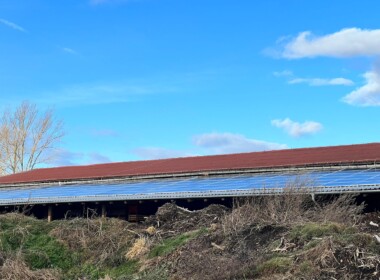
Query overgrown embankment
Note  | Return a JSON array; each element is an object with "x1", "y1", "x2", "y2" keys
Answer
[{"x1": 0, "y1": 193, "x2": 380, "y2": 279}]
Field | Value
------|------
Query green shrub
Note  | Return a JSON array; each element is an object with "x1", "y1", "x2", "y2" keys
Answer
[
  {"x1": 149, "y1": 233, "x2": 191, "y2": 258},
  {"x1": 135, "y1": 266, "x2": 169, "y2": 280},
  {"x1": 63, "y1": 263, "x2": 105, "y2": 280},
  {"x1": 297, "y1": 260, "x2": 319, "y2": 277},
  {"x1": 24, "y1": 234, "x2": 77, "y2": 270},
  {"x1": 107, "y1": 260, "x2": 139, "y2": 279},
  {"x1": 149, "y1": 229, "x2": 206, "y2": 258},
  {"x1": 290, "y1": 223, "x2": 344, "y2": 242},
  {"x1": 255, "y1": 257, "x2": 292, "y2": 276}
]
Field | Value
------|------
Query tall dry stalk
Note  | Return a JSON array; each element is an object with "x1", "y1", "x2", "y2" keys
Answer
[{"x1": 223, "y1": 181, "x2": 363, "y2": 235}]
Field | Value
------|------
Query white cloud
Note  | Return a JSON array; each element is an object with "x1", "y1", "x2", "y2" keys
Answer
[
  {"x1": 271, "y1": 118, "x2": 323, "y2": 137},
  {"x1": 133, "y1": 147, "x2": 193, "y2": 160},
  {"x1": 289, "y1": 77, "x2": 354, "y2": 86},
  {"x1": 279, "y1": 28, "x2": 380, "y2": 59},
  {"x1": 269, "y1": 28, "x2": 380, "y2": 106},
  {"x1": 193, "y1": 133, "x2": 287, "y2": 154},
  {"x1": 342, "y1": 70, "x2": 380, "y2": 106},
  {"x1": 0, "y1": 18, "x2": 26, "y2": 32}
]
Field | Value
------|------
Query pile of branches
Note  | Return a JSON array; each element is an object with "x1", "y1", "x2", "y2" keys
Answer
[{"x1": 145, "y1": 203, "x2": 229, "y2": 236}]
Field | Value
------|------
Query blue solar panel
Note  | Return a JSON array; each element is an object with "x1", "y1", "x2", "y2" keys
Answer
[{"x1": 0, "y1": 169, "x2": 379, "y2": 205}]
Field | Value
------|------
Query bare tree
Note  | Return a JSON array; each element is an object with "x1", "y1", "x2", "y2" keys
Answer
[
  {"x1": 0, "y1": 101, "x2": 64, "y2": 174},
  {"x1": 0, "y1": 123, "x2": 6, "y2": 175}
]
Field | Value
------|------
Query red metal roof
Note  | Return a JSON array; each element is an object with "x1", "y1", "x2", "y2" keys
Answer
[{"x1": 0, "y1": 143, "x2": 379, "y2": 185}]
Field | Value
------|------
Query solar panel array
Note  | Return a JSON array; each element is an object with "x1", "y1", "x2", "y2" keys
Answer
[{"x1": 0, "y1": 168, "x2": 379, "y2": 205}]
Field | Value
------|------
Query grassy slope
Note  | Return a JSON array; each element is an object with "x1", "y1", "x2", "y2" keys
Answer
[{"x1": 0, "y1": 197, "x2": 379, "y2": 280}]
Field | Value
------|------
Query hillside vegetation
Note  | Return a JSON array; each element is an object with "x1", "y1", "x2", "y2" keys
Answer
[{"x1": 0, "y1": 193, "x2": 380, "y2": 279}]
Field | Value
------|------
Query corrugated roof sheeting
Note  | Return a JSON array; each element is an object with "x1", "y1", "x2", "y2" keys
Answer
[
  {"x1": 1, "y1": 168, "x2": 379, "y2": 205},
  {"x1": 0, "y1": 143, "x2": 379, "y2": 185}
]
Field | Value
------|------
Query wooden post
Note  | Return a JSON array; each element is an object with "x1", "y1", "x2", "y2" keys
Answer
[
  {"x1": 82, "y1": 202, "x2": 86, "y2": 217},
  {"x1": 101, "y1": 204, "x2": 107, "y2": 218},
  {"x1": 47, "y1": 205, "x2": 53, "y2": 222}
]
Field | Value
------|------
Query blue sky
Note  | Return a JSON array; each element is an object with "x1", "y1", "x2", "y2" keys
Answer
[{"x1": 1, "y1": 0, "x2": 379, "y2": 166}]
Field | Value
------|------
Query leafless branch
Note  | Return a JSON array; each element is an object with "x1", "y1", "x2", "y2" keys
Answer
[{"x1": 0, "y1": 101, "x2": 64, "y2": 174}]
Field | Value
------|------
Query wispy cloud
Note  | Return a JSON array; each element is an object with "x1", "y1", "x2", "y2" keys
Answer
[
  {"x1": 90, "y1": 129, "x2": 120, "y2": 137},
  {"x1": 89, "y1": 0, "x2": 133, "y2": 5},
  {"x1": 87, "y1": 153, "x2": 112, "y2": 164},
  {"x1": 271, "y1": 118, "x2": 323, "y2": 137},
  {"x1": 0, "y1": 18, "x2": 26, "y2": 32},
  {"x1": 62, "y1": 47, "x2": 78, "y2": 55},
  {"x1": 49, "y1": 149, "x2": 112, "y2": 166},
  {"x1": 273, "y1": 70, "x2": 354, "y2": 87},
  {"x1": 133, "y1": 147, "x2": 193, "y2": 160},
  {"x1": 273, "y1": 28, "x2": 380, "y2": 59},
  {"x1": 132, "y1": 132, "x2": 288, "y2": 160},
  {"x1": 3, "y1": 69, "x2": 217, "y2": 107},
  {"x1": 288, "y1": 77, "x2": 354, "y2": 86},
  {"x1": 90, "y1": 0, "x2": 108, "y2": 4},
  {"x1": 342, "y1": 70, "x2": 380, "y2": 106},
  {"x1": 273, "y1": 70, "x2": 293, "y2": 77},
  {"x1": 48, "y1": 149, "x2": 84, "y2": 166},
  {"x1": 35, "y1": 81, "x2": 178, "y2": 106},
  {"x1": 193, "y1": 133, "x2": 287, "y2": 154}
]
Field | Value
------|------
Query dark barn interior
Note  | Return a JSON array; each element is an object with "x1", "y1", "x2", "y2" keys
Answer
[{"x1": 1, "y1": 192, "x2": 380, "y2": 223}]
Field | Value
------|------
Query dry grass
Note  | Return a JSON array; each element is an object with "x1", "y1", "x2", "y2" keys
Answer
[
  {"x1": 126, "y1": 237, "x2": 149, "y2": 260},
  {"x1": 222, "y1": 186, "x2": 363, "y2": 236},
  {"x1": 312, "y1": 194, "x2": 364, "y2": 225},
  {"x1": 301, "y1": 237, "x2": 338, "y2": 267},
  {"x1": 50, "y1": 217, "x2": 135, "y2": 266},
  {"x1": 222, "y1": 187, "x2": 312, "y2": 235},
  {"x1": 0, "y1": 253, "x2": 59, "y2": 280},
  {"x1": 145, "y1": 226, "x2": 156, "y2": 236}
]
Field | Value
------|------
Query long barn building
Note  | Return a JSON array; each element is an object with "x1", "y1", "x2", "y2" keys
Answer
[{"x1": 0, "y1": 143, "x2": 379, "y2": 221}]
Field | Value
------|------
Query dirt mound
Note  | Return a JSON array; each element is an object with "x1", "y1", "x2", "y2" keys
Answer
[{"x1": 167, "y1": 235, "x2": 242, "y2": 280}]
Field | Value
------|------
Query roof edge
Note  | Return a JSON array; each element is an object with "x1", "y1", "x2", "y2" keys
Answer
[{"x1": 1, "y1": 160, "x2": 379, "y2": 188}]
